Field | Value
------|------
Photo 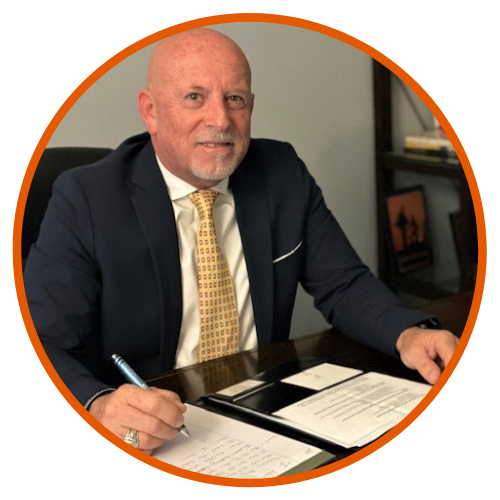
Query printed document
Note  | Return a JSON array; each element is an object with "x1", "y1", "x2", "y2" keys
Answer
[
  {"x1": 274, "y1": 372, "x2": 431, "y2": 448},
  {"x1": 153, "y1": 404, "x2": 331, "y2": 478}
]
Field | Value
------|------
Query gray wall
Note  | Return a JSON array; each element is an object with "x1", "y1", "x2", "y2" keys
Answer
[{"x1": 48, "y1": 22, "x2": 456, "y2": 337}]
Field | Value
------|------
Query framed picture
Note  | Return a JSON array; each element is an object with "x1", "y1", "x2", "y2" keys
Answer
[{"x1": 386, "y1": 186, "x2": 432, "y2": 273}]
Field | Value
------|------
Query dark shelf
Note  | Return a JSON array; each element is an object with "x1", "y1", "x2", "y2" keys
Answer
[
  {"x1": 385, "y1": 151, "x2": 463, "y2": 178},
  {"x1": 373, "y1": 60, "x2": 476, "y2": 299}
]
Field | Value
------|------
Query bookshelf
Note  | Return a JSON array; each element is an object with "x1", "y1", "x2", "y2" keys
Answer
[{"x1": 373, "y1": 60, "x2": 477, "y2": 300}]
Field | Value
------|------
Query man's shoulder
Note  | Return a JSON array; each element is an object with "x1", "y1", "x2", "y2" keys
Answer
[
  {"x1": 244, "y1": 138, "x2": 302, "y2": 170},
  {"x1": 55, "y1": 133, "x2": 153, "y2": 187},
  {"x1": 248, "y1": 138, "x2": 296, "y2": 156}
]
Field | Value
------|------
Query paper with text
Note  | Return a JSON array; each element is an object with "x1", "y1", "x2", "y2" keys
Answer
[
  {"x1": 274, "y1": 372, "x2": 431, "y2": 448},
  {"x1": 153, "y1": 404, "x2": 323, "y2": 478}
]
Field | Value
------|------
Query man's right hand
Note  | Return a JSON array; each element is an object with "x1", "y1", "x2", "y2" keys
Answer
[{"x1": 88, "y1": 384, "x2": 187, "y2": 454}]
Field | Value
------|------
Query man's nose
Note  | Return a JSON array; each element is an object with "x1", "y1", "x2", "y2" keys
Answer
[{"x1": 205, "y1": 98, "x2": 231, "y2": 130}]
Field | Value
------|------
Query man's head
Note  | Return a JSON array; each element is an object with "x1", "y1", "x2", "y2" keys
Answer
[{"x1": 138, "y1": 28, "x2": 254, "y2": 189}]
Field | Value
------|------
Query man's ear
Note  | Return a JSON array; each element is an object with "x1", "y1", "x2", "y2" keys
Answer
[
  {"x1": 137, "y1": 89, "x2": 157, "y2": 134},
  {"x1": 249, "y1": 93, "x2": 255, "y2": 114}
]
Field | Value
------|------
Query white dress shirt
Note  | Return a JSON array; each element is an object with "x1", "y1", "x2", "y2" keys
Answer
[{"x1": 156, "y1": 157, "x2": 258, "y2": 368}]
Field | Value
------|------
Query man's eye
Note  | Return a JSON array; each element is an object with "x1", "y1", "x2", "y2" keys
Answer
[
  {"x1": 227, "y1": 95, "x2": 245, "y2": 108},
  {"x1": 184, "y1": 93, "x2": 203, "y2": 108}
]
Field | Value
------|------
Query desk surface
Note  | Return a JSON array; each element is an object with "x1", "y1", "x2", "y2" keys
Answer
[{"x1": 148, "y1": 291, "x2": 473, "y2": 403}]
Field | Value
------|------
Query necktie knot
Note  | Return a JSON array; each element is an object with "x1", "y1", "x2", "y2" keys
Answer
[{"x1": 189, "y1": 190, "x2": 219, "y2": 221}]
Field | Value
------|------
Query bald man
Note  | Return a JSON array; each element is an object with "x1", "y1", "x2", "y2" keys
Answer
[{"x1": 24, "y1": 29, "x2": 458, "y2": 454}]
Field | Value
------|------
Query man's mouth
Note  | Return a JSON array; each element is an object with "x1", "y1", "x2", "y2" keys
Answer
[
  {"x1": 198, "y1": 131, "x2": 235, "y2": 149},
  {"x1": 199, "y1": 141, "x2": 233, "y2": 149}
]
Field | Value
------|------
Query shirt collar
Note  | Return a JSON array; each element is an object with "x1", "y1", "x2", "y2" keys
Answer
[{"x1": 156, "y1": 155, "x2": 231, "y2": 201}]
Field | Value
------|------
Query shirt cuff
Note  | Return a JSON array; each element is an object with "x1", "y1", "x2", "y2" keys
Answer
[{"x1": 83, "y1": 388, "x2": 115, "y2": 410}]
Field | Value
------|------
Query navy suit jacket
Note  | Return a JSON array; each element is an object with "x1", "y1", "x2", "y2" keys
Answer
[{"x1": 24, "y1": 133, "x2": 430, "y2": 405}]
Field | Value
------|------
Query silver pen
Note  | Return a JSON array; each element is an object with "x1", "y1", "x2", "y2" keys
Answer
[{"x1": 112, "y1": 354, "x2": 190, "y2": 437}]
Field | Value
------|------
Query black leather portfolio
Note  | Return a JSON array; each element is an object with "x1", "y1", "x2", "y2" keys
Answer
[
  {"x1": 197, "y1": 356, "x2": 362, "y2": 460},
  {"x1": 197, "y1": 353, "x2": 431, "y2": 461}
]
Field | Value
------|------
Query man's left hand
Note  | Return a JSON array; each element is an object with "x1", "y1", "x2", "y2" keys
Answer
[{"x1": 396, "y1": 327, "x2": 459, "y2": 384}]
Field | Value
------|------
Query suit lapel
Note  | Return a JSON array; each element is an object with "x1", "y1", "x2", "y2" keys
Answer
[
  {"x1": 128, "y1": 139, "x2": 275, "y2": 362},
  {"x1": 231, "y1": 156, "x2": 274, "y2": 345},
  {"x1": 129, "y1": 143, "x2": 182, "y2": 371}
]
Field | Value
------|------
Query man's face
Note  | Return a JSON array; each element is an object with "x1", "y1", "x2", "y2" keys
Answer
[{"x1": 139, "y1": 37, "x2": 254, "y2": 189}]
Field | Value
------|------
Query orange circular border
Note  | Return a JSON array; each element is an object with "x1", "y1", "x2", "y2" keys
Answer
[{"x1": 13, "y1": 13, "x2": 485, "y2": 488}]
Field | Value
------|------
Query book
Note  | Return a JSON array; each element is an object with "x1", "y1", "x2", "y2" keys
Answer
[{"x1": 404, "y1": 127, "x2": 457, "y2": 157}]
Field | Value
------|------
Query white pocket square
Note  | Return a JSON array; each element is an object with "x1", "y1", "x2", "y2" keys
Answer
[{"x1": 272, "y1": 241, "x2": 303, "y2": 264}]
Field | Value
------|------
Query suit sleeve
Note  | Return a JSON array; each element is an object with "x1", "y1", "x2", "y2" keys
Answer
[
  {"x1": 24, "y1": 171, "x2": 110, "y2": 406},
  {"x1": 294, "y1": 154, "x2": 432, "y2": 357}
]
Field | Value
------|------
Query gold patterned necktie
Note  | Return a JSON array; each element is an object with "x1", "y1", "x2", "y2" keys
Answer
[{"x1": 189, "y1": 190, "x2": 240, "y2": 362}]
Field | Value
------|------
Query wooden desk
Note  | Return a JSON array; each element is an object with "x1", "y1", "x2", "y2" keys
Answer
[{"x1": 148, "y1": 291, "x2": 473, "y2": 404}]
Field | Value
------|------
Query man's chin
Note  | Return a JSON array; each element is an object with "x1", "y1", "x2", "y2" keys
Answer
[{"x1": 190, "y1": 161, "x2": 239, "y2": 182}]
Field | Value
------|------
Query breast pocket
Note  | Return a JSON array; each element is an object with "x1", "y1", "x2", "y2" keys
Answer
[{"x1": 272, "y1": 240, "x2": 303, "y2": 265}]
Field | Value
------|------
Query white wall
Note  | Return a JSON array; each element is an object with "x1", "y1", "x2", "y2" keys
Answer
[{"x1": 48, "y1": 22, "x2": 456, "y2": 337}]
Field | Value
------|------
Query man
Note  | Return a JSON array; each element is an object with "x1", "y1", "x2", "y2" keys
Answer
[{"x1": 24, "y1": 28, "x2": 458, "y2": 454}]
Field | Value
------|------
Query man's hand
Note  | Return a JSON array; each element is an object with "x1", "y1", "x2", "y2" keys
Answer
[
  {"x1": 88, "y1": 384, "x2": 186, "y2": 454},
  {"x1": 396, "y1": 327, "x2": 459, "y2": 384}
]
